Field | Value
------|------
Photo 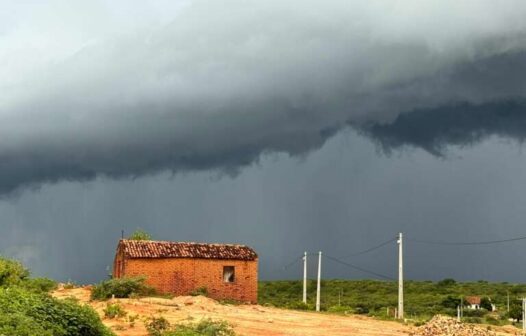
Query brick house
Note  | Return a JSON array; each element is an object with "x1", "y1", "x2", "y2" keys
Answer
[
  {"x1": 113, "y1": 239, "x2": 258, "y2": 303},
  {"x1": 465, "y1": 296, "x2": 496, "y2": 311}
]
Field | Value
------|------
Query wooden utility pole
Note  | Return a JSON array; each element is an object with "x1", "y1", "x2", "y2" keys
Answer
[
  {"x1": 303, "y1": 251, "x2": 307, "y2": 304},
  {"x1": 316, "y1": 251, "x2": 322, "y2": 312},
  {"x1": 398, "y1": 232, "x2": 404, "y2": 319}
]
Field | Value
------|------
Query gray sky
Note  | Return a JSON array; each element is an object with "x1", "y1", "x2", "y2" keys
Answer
[{"x1": 1, "y1": 0, "x2": 526, "y2": 283}]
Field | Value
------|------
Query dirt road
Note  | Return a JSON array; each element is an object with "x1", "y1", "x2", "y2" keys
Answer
[
  {"x1": 54, "y1": 287, "x2": 410, "y2": 336},
  {"x1": 52, "y1": 288, "x2": 519, "y2": 336}
]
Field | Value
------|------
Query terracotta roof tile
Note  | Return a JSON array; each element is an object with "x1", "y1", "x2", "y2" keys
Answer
[
  {"x1": 118, "y1": 239, "x2": 258, "y2": 261},
  {"x1": 465, "y1": 296, "x2": 481, "y2": 305}
]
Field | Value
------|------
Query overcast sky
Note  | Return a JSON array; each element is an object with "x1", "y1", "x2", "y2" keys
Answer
[{"x1": 2, "y1": 0, "x2": 526, "y2": 284}]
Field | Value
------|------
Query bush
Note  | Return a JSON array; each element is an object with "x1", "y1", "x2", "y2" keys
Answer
[
  {"x1": 190, "y1": 287, "x2": 208, "y2": 297},
  {"x1": 463, "y1": 317, "x2": 483, "y2": 324},
  {"x1": 91, "y1": 276, "x2": 155, "y2": 300},
  {"x1": 146, "y1": 316, "x2": 171, "y2": 336},
  {"x1": 285, "y1": 301, "x2": 310, "y2": 310},
  {"x1": 354, "y1": 304, "x2": 369, "y2": 314},
  {"x1": 485, "y1": 316, "x2": 501, "y2": 325},
  {"x1": 0, "y1": 257, "x2": 30, "y2": 287},
  {"x1": 327, "y1": 305, "x2": 353, "y2": 314},
  {"x1": 146, "y1": 318, "x2": 236, "y2": 336},
  {"x1": 104, "y1": 303, "x2": 127, "y2": 319},
  {"x1": 164, "y1": 319, "x2": 235, "y2": 336},
  {"x1": 129, "y1": 229, "x2": 152, "y2": 241},
  {"x1": 22, "y1": 277, "x2": 58, "y2": 293},
  {"x1": 0, "y1": 312, "x2": 53, "y2": 336},
  {"x1": 463, "y1": 309, "x2": 487, "y2": 317},
  {"x1": 480, "y1": 297, "x2": 493, "y2": 311},
  {"x1": 0, "y1": 287, "x2": 114, "y2": 336}
]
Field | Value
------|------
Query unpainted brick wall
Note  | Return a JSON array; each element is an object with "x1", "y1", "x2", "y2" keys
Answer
[{"x1": 116, "y1": 257, "x2": 258, "y2": 303}]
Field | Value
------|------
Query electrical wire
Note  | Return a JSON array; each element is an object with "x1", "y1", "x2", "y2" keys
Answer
[
  {"x1": 324, "y1": 254, "x2": 395, "y2": 280},
  {"x1": 407, "y1": 235, "x2": 526, "y2": 246},
  {"x1": 279, "y1": 255, "x2": 304, "y2": 271},
  {"x1": 338, "y1": 237, "x2": 397, "y2": 259}
]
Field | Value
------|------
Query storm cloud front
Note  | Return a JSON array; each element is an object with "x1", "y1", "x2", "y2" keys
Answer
[
  {"x1": 3, "y1": 1, "x2": 526, "y2": 284},
  {"x1": 1, "y1": 0, "x2": 526, "y2": 195}
]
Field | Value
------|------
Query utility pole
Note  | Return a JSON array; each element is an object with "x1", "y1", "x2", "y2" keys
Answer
[
  {"x1": 303, "y1": 251, "x2": 307, "y2": 304},
  {"x1": 316, "y1": 251, "x2": 322, "y2": 312},
  {"x1": 457, "y1": 305, "x2": 461, "y2": 322},
  {"x1": 397, "y1": 232, "x2": 404, "y2": 320}
]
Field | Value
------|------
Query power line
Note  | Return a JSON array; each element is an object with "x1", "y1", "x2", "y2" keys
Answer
[
  {"x1": 279, "y1": 255, "x2": 303, "y2": 271},
  {"x1": 324, "y1": 254, "x2": 395, "y2": 280},
  {"x1": 339, "y1": 237, "x2": 397, "y2": 259},
  {"x1": 407, "y1": 234, "x2": 526, "y2": 246}
]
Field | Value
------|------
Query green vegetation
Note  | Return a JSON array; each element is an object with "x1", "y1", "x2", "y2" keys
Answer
[
  {"x1": 146, "y1": 317, "x2": 236, "y2": 336},
  {"x1": 103, "y1": 303, "x2": 127, "y2": 319},
  {"x1": 0, "y1": 256, "x2": 113, "y2": 336},
  {"x1": 91, "y1": 276, "x2": 155, "y2": 300},
  {"x1": 129, "y1": 228, "x2": 152, "y2": 241},
  {"x1": 259, "y1": 279, "x2": 526, "y2": 325},
  {"x1": 190, "y1": 287, "x2": 208, "y2": 297},
  {"x1": 0, "y1": 257, "x2": 30, "y2": 286}
]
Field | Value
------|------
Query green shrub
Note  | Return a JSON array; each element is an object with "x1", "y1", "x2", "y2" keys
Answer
[
  {"x1": 129, "y1": 229, "x2": 152, "y2": 241},
  {"x1": 0, "y1": 312, "x2": 53, "y2": 336},
  {"x1": 145, "y1": 318, "x2": 236, "y2": 336},
  {"x1": 354, "y1": 304, "x2": 369, "y2": 314},
  {"x1": 146, "y1": 316, "x2": 171, "y2": 336},
  {"x1": 190, "y1": 287, "x2": 208, "y2": 297},
  {"x1": 327, "y1": 305, "x2": 353, "y2": 314},
  {"x1": 485, "y1": 316, "x2": 500, "y2": 325},
  {"x1": 104, "y1": 303, "x2": 127, "y2": 319},
  {"x1": 0, "y1": 256, "x2": 30, "y2": 287},
  {"x1": 0, "y1": 287, "x2": 114, "y2": 336},
  {"x1": 285, "y1": 301, "x2": 310, "y2": 310},
  {"x1": 91, "y1": 276, "x2": 155, "y2": 300},
  {"x1": 463, "y1": 309, "x2": 487, "y2": 317},
  {"x1": 22, "y1": 277, "x2": 58, "y2": 293},
  {"x1": 464, "y1": 317, "x2": 483, "y2": 324},
  {"x1": 164, "y1": 319, "x2": 235, "y2": 336},
  {"x1": 480, "y1": 297, "x2": 493, "y2": 311}
]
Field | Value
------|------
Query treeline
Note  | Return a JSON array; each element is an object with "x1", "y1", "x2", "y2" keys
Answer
[{"x1": 259, "y1": 278, "x2": 526, "y2": 324}]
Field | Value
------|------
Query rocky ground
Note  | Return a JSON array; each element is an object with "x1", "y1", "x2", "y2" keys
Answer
[
  {"x1": 53, "y1": 287, "x2": 521, "y2": 336},
  {"x1": 411, "y1": 315, "x2": 521, "y2": 336}
]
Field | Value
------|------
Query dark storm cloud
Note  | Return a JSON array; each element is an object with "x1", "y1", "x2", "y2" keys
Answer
[
  {"x1": 356, "y1": 100, "x2": 526, "y2": 156},
  {"x1": 2, "y1": 1, "x2": 526, "y2": 195}
]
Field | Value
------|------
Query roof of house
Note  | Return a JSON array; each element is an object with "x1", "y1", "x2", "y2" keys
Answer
[
  {"x1": 117, "y1": 239, "x2": 258, "y2": 261},
  {"x1": 465, "y1": 296, "x2": 481, "y2": 305}
]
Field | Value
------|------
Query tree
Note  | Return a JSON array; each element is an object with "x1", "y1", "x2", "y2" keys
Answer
[
  {"x1": 437, "y1": 278, "x2": 456, "y2": 287},
  {"x1": 480, "y1": 297, "x2": 493, "y2": 311},
  {"x1": 509, "y1": 303, "x2": 522, "y2": 322},
  {"x1": 441, "y1": 295, "x2": 461, "y2": 309},
  {"x1": 128, "y1": 229, "x2": 152, "y2": 241}
]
